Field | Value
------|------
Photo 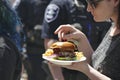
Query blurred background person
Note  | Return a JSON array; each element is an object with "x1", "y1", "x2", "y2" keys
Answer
[
  {"x1": 16, "y1": 0, "x2": 52, "y2": 80},
  {"x1": 0, "y1": 0, "x2": 24, "y2": 80},
  {"x1": 41, "y1": 0, "x2": 111, "y2": 80},
  {"x1": 8, "y1": 0, "x2": 21, "y2": 9}
]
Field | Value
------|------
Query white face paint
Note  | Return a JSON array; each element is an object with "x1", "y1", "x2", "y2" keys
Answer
[{"x1": 45, "y1": 4, "x2": 60, "y2": 23}]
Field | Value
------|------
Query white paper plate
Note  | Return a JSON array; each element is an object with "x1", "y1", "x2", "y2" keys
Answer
[{"x1": 42, "y1": 55, "x2": 86, "y2": 65}]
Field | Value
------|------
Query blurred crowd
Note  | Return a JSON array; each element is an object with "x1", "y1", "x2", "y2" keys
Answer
[{"x1": 1, "y1": 0, "x2": 111, "y2": 80}]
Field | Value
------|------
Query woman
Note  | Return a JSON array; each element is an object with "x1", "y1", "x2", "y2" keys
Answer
[{"x1": 54, "y1": 0, "x2": 120, "y2": 79}]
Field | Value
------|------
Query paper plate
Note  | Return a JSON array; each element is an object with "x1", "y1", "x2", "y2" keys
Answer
[{"x1": 42, "y1": 55, "x2": 86, "y2": 65}]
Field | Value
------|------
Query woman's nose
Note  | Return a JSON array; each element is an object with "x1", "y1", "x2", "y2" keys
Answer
[{"x1": 86, "y1": 3, "x2": 93, "y2": 12}]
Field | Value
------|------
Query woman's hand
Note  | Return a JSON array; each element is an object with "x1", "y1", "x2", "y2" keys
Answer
[
  {"x1": 48, "y1": 60, "x2": 90, "y2": 74},
  {"x1": 62, "y1": 61, "x2": 89, "y2": 73},
  {"x1": 55, "y1": 24, "x2": 93, "y2": 63},
  {"x1": 54, "y1": 24, "x2": 86, "y2": 41},
  {"x1": 60, "y1": 61, "x2": 112, "y2": 80}
]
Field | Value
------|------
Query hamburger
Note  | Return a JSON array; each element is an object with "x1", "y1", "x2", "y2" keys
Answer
[{"x1": 43, "y1": 41, "x2": 84, "y2": 61}]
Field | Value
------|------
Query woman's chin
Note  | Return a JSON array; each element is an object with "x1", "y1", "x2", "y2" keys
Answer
[{"x1": 94, "y1": 18, "x2": 107, "y2": 22}]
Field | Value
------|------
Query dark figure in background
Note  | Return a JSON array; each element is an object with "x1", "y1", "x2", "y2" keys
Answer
[
  {"x1": 16, "y1": 0, "x2": 52, "y2": 80},
  {"x1": 0, "y1": 0, "x2": 23, "y2": 80},
  {"x1": 41, "y1": 0, "x2": 111, "y2": 80}
]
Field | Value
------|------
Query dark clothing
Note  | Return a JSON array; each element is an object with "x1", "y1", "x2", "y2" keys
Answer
[
  {"x1": 17, "y1": 0, "x2": 49, "y2": 80},
  {"x1": 0, "y1": 0, "x2": 24, "y2": 52},
  {"x1": 41, "y1": 0, "x2": 89, "y2": 40},
  {"x1": 17, "y1": 0, "x2": 52, "y2": 30},
  {"x1": 92, "y1": 25, "x2": 120, "y2": 79},
  {"x1": 85, "y1": 22, "x2": 111, "y2": 50},
  {"x1": 0, "y1": 35, "x2": 22, "y2": 80},
  {"x1": 0, "y1": 1, "x2": 23, "y2": 80}
]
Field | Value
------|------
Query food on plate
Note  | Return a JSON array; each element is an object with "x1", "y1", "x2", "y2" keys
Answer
[{"x1": 43, "y1": 41, "x2": 84, "y2": 61}]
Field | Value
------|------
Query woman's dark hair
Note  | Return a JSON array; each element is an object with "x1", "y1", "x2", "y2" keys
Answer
[{"x1": 117, "y1": 2, "x2": 120, "y2": 29}]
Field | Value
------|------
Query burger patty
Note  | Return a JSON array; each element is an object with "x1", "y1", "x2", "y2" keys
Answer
[
  {"x1": 53, "y1": 48, "x2": 75, "y2": 58},
  {"x1": 58, "y1": 51, "x2": 75, "y2": 57}
]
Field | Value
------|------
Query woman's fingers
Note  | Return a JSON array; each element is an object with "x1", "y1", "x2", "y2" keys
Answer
[
  {"x1": 55, "y1": 24, "x2": 72, "y2": 34},
  {"x1": 58, "y1": 30, "x2": 64, "y2": 41},
  {"x1": 55, "y1": 24, "x2": 82, "y2": 41},
  {"x1": 54, "y1": 25, "x2": 66, "y2": 34}
]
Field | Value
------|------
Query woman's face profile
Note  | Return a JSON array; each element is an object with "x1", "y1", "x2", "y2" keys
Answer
[{"x1": 86, "y1": 0, "x2": 116, "y2": 22}]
